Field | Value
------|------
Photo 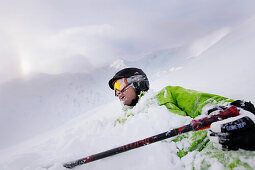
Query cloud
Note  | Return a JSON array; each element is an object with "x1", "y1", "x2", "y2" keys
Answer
[
  {"x1": 62, "y1": 55, "x2": 94, "y2": 73},
  {"x1": 0, "y1": 31, "x2": 22, "y2": 83},
  {"x1": 0, "y1": 24, "x2": 126, "y2": 77},
  {"x1": 0, "y1": 0, "x2": 255, "y2": 83},
  {"x1": 26, "y1": 24, "x2": 130, "y2": 73}
]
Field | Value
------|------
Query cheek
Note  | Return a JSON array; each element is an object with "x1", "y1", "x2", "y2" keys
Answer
[{"x1": 126, "y1": 89, "x2": 136, "y2": 100}]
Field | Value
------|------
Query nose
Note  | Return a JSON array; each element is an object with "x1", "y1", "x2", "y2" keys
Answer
[{"x1": 118, "y1": 92, "x2": 125, "y2": 99}]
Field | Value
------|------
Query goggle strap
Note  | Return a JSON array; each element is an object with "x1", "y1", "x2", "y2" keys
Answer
[{"x1": 127, "y1": 75, "x2": 146, "y2": 84}]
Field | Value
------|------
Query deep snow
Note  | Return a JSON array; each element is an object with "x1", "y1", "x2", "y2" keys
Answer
[{"x1": 0, "y1": 17, "x2": 255, "y2": 170}]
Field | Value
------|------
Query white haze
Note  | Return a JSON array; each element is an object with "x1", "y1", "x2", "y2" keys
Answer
[{"x1": 1, "y1": 0, "x2": 255, "y2": 83}]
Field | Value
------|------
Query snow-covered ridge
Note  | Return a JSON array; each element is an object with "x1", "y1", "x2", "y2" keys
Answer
[{"x1": 188, "y1": 27, "x2": 231, "y2": 58}]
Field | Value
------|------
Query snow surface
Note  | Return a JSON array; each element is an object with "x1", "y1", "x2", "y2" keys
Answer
[{"x1": 1, "y1": 17, "x2": 255, "y2": 170}]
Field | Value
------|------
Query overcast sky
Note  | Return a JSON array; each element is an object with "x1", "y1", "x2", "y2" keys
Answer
[{"x1": 0, "y1": 0, "x2": 255, "y2": 83}]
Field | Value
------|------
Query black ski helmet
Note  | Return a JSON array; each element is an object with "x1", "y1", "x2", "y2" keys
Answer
[{"x1": 108, "y1": 68, "x2": 149, "y2": 95}]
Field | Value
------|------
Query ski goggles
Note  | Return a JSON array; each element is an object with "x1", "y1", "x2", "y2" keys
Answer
[
  {"x1": 113, "y1": 75, "x2": 146, "y2": 95},
  {"x1": 114, "y1": 78, "x2": 130, "y2": 92},
  {"x1": 115, "y1": 84, "x2": 132, "y2": 97}
]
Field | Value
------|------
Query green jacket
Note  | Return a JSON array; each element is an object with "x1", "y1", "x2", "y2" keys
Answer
[
  {"x1": 115, "y1": 86, "x2": 255, "y2": 169},
  {"x1": 156, "y1": 86, "x2": 234, "y2": 118},
  {"x1": 157, "y1": 86, "x2": 254, "y2": 170}
]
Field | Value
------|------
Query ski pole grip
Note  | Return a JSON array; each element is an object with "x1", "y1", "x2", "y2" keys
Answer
[{"x1": 190, "y1": 106, "x2": 240, "y2": 131}]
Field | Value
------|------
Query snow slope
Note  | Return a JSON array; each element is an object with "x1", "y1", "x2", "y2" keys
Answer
[
  {"x1": 0, "y1": 17, "x2": 255, "y2": 170},
  {"x1": 0, "y1": 71, "x2": 112, "y2": 149}
]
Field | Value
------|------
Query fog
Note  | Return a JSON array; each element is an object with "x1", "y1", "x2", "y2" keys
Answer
[{"x1": 1, "y1": 0, "x2": 255, "y2": 83}]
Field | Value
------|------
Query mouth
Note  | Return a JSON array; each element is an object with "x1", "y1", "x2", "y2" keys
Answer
[{"x1": 120, "y1": 96, "x2": 126, "y2": 101}]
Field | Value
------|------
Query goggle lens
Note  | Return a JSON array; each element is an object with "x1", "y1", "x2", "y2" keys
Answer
[{"x1": 114, "y1": 78, "x2": 129, "y2": 91}]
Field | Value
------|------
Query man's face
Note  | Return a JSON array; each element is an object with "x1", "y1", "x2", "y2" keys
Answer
[
  {"x1": 113, "y1": 78, "x2": 137, "y2": 106},
  {"x1": 116, "y1": 86, "x2": 137, "y2": 106}
]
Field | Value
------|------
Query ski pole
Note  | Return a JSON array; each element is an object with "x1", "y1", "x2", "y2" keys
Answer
[{"x1": 63, "y1": 106, "x2": 239, "y2": 169}]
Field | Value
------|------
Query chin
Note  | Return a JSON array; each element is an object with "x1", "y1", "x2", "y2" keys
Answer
[
  {"x1": 120, "y1": 99, "x2": 130, "y2": 106},
  {"x1": 124, "y1": 100, "x2": 132, "y2": 106},
  {"x1": 124, "y1": 102, "x2": 130, "y2": 106}
]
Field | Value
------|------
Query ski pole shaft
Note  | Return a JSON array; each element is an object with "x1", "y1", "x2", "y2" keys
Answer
[{"x1": 63, "y1": 106, "x2": 239, "y2": 169}]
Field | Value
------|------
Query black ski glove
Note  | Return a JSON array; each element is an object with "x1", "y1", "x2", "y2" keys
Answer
[
  {"x1": 230, "y1": 100, "x2": 255, "y2": 114},
  {"x1": 208, "y1": 100, "x2": 255, "y2": 151}
]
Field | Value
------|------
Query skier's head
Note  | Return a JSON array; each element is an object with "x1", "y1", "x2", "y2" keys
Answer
[{"x1": 108, "y1": 68, "x2": 149, "y2": 106}]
